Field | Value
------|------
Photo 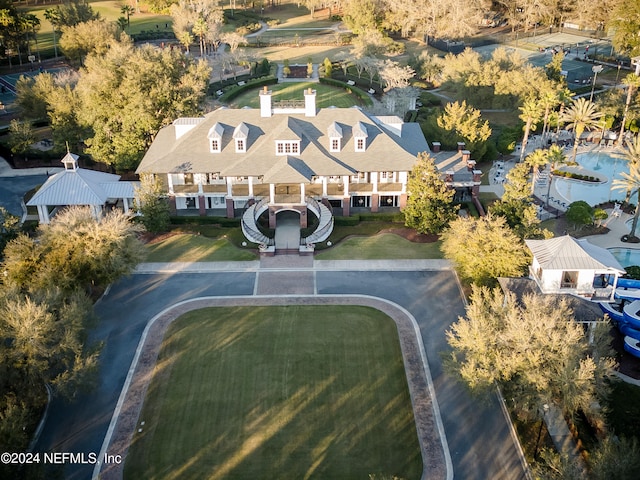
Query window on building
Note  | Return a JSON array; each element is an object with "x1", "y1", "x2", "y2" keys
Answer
[
  {"x1": 380, "y1": 195, "x2": 398, "y2": 207},
  {"x1": 561, "y1": 271, "x2": 578, "y2": 289},
  {"x1": 331, "y1": 138, "x2": 340, "y2": 152},
  {"x1": 185, "y1": 197, "x2": 196, "y2": 209},
  {"x1": 236, "y1": 139, "x2": 245, "y2": 152},
  {"x1": 184, "y1": 173, "x2": 194, "y2": 185},
  {"x1": 210, "y1": 139, "x2": 220, "y2": 153},
  {"x1": 356, "y1": 138, "x2": 365, "y2": 151},
  {"x1": 276, "y1": 141, "x2": 300, "y2": 155}
]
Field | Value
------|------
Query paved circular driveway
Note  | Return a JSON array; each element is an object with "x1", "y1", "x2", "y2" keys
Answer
[{"x1": 34, "y1": 265, "x2": 528, "y2": 480}]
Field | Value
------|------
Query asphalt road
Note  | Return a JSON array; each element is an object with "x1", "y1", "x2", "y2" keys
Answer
[
  {"x1": 32, "y1": 268, "x2": 527, "y2": 480},
  {"x1": 0, "y1": 174, "x2": 48, "y2": 216}
]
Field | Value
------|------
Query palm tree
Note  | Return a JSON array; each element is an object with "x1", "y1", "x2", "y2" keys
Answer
[
  {"x1": 120, "y1": 5, "x2": 135, "y2": 27},
  {"x1": 613, "y1": 137, "x2": 640, "y2": 237},
  {"x1": 561, "y1": 97, "x2": 603, "y2": 163},
  {"x1": 519, "y1": 97, "x2": 543, "y2": 162},
  {"x1": 525, "y1": 148, "x2": 549, "y2": 196},
  {"x1": 617, "y1": 73, "x2": 640, "y2": 146},
  {"x1": 545, "y1": 144, "x2": 567, "y2": 208}
]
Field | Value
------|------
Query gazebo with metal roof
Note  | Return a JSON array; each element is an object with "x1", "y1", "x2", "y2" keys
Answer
[{"x1": 26, "y1": 152, "x2": 139, "y2": 224}]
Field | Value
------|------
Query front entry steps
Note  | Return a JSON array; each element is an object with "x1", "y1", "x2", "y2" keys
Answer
[{"x1": 241, "y1": 197, "x2": 334, "y2": 255}]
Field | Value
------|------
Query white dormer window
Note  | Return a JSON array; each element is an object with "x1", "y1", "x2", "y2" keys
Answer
[
  {"x1": 328, "y1": 121, "x2": 343, "y2": 152},
  {"x1": 233, "y1": 122, "x2": 249, "y2": 153},
  {"x1": 353, "y1": 121, "x2": 368, "y2": 152},
  {"x1": 208, "y1": 122, "x2": 224, "y2": 153},
  {"x1": 275, "y1": 141, "x2": 300, "y2": 156}
]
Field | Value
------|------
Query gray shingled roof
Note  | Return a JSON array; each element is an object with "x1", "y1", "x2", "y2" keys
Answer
[
  {"x1": 136, "y1": 107, "x2": 428, "y2": 176},
  {"x1": 525, "y1": 235, "x2": 624, "y2": 272}
]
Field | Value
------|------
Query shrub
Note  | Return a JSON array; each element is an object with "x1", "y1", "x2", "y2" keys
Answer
[
  {"x1": 323, "y1": 57, "x2": 332, "y2": 78},
  {"x1": 169, "y1": 216, "x2": 240, "y2": 227},
  {"x1": 217, "y1": 75, "x2": 278, "y2": 102}
]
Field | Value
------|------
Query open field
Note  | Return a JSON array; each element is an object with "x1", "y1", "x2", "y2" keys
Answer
[
  {"x1": 124, "y1": 305, "x2": 422, "y2": 479},
  {"x1": 230, "y1": 81, "x2": 363, "y2": 109},
  {"x1": 316, "y1": 233, "x2": 443, "y2": 260}
]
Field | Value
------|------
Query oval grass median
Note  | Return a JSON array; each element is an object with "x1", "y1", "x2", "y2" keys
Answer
[{"x1": 124, "y1": 305, "x2": 422, "y2": 479}]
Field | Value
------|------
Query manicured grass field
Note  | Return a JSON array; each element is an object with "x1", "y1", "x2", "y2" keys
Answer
[
  {"x1": 145, "y1": 233, "x2": 257, "y2": 262},
  {"x1": 124, "y1": 306, "x2": 422, "y2": 480},
  {"x1": 230, "y1": 82, "x2": 362, "y2": 109},
  {"x1": 316, "y1": 233, "x2": 443, "y2": 260}
]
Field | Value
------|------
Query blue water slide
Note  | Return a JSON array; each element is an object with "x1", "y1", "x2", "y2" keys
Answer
[
  {"x1": 598, "y1": 301, "x2": 624, "y2": 323},
  {"x1": 624, "y1": 336, "x2": 640, "y2": 358},
  {"x1": 609, "y1": 277, "x2": 640, "y2": 289}
]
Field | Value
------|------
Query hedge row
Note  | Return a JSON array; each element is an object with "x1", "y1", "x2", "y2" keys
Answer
[
  {"x1": 169, "y1": 216, "x2": 240, "y2": 227},
  {"x1": 217, "y1": 75, "x2": 278, "y2": 103},
  {"x1": 552, "y1": 170, "x2": 601, "y2": 182},
  {"x1": 318, "y1": 77, "x2": 374, "y2": 107}
]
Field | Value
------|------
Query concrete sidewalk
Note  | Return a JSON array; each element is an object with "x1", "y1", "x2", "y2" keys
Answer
[
  {"x1": 134, "y1": 258, "x2": 453, "y2": 273},
  {"x1": 0, "y1": 155, "x2": 62, "y2": 178}
]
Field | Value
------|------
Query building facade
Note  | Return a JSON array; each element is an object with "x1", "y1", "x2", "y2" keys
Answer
[{"x1": 136, "y1": 88, "x2": 431, "y2": 228}]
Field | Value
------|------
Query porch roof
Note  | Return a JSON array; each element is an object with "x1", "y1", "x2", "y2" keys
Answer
[{"x1": 525, "y1": 235, "x2": 624, "y2": 273}]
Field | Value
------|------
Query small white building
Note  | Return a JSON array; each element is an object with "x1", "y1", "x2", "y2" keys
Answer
[
  {"x1": 526, "y1": 235, "x2": 625, "y2": 298},
  {"x1": 27, "y1": 152, "x2": 139, "y2": 224}
]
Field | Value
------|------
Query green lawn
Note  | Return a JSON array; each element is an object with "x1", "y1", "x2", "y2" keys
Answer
[
  {"x1": 145, "y1": 233, "x2": 257, "y2": 262},
  {"x1": 124, "y1": 306, "x2": 422, "y2": 480},
  {"x1": 316, "y1": 233, "x2": 443, "y2": 260},
  {"x1": 230, "y1": 82, "x2": 362, "y2": 109}
]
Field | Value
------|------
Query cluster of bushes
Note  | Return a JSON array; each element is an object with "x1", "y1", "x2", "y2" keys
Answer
[
  {"x1": 318, "y1": 77, "x2": 373, "y2": 107},
  {"x1": 217, "y1": 75, "x2": 278, "y2": 102},
  {"x1": 552, "y1": 170, "x2": 601, "y2": 182},
  {"x1": 566, "y1": 200, "x2": 608, "y2": 229},
  {"x1": 236, "y1": 23, "x2": 263, "y2": 35},
  {"x1": 130, "y1": 30, "x2": 176, "y2": 42}
]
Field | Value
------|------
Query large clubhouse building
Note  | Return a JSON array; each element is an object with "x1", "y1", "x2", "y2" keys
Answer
[{"x1": 137, "y1": 87, "x2": 478, "y2": 248}]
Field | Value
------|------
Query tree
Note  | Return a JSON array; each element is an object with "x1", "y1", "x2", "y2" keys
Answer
[
  {"x1": 0, "y1": 206, "x2": 19, "y2": 257},
  {"x1": 488, "y1": 199, "x2": 552, "y2": 239},
  {"x1": 135, "y1": 173, "x2": 171, "y2": 233},
  {"x1": 613, "y1": 137, "x2": 640, "y2": 238},
  {"x1": 561, "y1": 98, "x2": 603, "y2": 163},
  {"x1": 437, "y1": 100, "x2": 492, "y2": 159},
  {"x1": 323, "y1": 57, "x2": 332, "y2": 78},
  {"x1": 590, "y1": 436, "x2": 640, "y2": 480},
  {"x1": 341, "y1": 0, "x2": 383, "y2": 34},
  {"x1": 403, "y1": 152, "x2": 457, "y2": 234},
  {"x1": 565, "y1": 200, "x2": 594, "y2": 229},
  {"x1": 441, "y1": 214, "x2": 530, "y2": 286},
  {"x1": 610, "y1": 0, "x2": 640, "y2": 56},
  {"x1": 7, "y1": 119, "x2": 34, "y2": 154},
  {"x1": 446, "y1": 286, "x2": 615, "y2": 418},
  {"x1": 2, "y1": 207, "x2": 145, "y2": 294},
  {"x1": 120, "y1": 4, "x2": 134, "y2": 27},
  {"x1": 377, "y1": 59, "x2": 414, "y2": 91},
  {"x1": 75, "y1": 42, "x2": 210, "y2": 171},
  {"x1": 413, "y1": 50, "x2": 443, "y2": 85},
  {"x1": 59, "y1": 18, "x2": 121, "y2": 65},
  {"x1": 617, "y1": 73, "x2": 640, "y2": 146},
  {"x1": 525, "y1": 148, "x2": 550, "y2": 195},
  {"x1": 502, "y1": 162, "x2": 532, "y2": 202},
  {"x1": 54, "y1": 0, "x2": 100, "y2": 28},
  {"x1": 519, "y1": 96, "x2": 543, "y2": 162}
]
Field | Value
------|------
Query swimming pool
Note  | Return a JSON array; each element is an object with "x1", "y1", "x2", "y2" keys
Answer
[
  {"x1": 554, "y1": 150, "x2": 627, "y2": 205},
  {"x1": 609, "y1": 247, "x2": 640, "y2": 267}
]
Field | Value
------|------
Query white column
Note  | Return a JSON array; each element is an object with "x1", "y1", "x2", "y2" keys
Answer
[
  {"x1": 371, "y1": 171, "x2": 378, "y2": 193},
  {"x1": 399, "y1": 172, "x2": 408, "y2": 193},
  {"x1": 300, "y1": 183, "x2": 305, "y2": 203},
  {"x1": 197, "y1": 176, "x2": 203, "y2": 194},
  {"x1": 248, "y1": 176, "x2": 254, "y2": 198},
  {"x1": 342, "y1": 175, "x2": 349, "y2": 196},
  {"x1": 226, "y1": 177, "x2": 233, "y2": 197},
  {"x1": 167, "y1": 174, "x2": 174, "y2": 194},
  {"x1": 91, "y1": 204, "x2": 102, "y2": 221},
  {"x1": 123, "y1": 198, "x2": 130, "y2": 214},
  {"x1": 37, "y1": 204, "x2": 50, "y2": 224},
  {"x1": 322, "y1": 177, "x2": 328, "y2": 197},
  {"x1": 269, "y1": 183, "x2": 275, "y2": 203}
]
